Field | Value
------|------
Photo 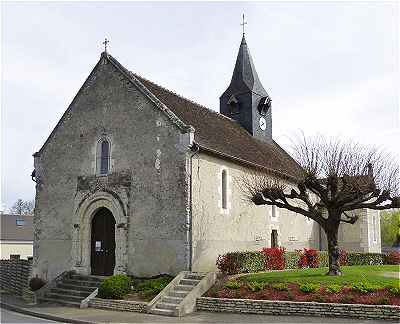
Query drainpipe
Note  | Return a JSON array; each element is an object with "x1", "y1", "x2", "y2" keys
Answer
[{"x1": 187, "y1": 143, "x2": 200, "y2": 272}]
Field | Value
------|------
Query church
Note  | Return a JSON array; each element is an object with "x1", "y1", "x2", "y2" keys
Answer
[{"x1": 32, "y1": 34, "x2": 381, "y2": 280}]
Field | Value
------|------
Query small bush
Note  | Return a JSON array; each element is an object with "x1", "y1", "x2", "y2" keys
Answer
[
  {"x1": 347, "y1": 253, "x2": 384, "y2": 266},
  {"x1": 29, "y1": 276, "x2": 46, "y2": 291},
  {"x1": 135, "y1": 276, "x2": 172, "y2": 295},
  {"x1": 224, "y1": 281, "x2": 241, "y2": 289},
  {"x1": 299, "y1": 282, "x2": 320, "y2": 293},
  {"x1": 338, "y1": 249, "x2": 348, "y2": 266},
  {"x1": 98, "y1": 274, "x2": 132, "y2": 299},
  {"x1": 284, "y1": 252, "x2": 301, "y2": 269},
  {"x1": 326, "y1": 284, "x2": 342, "y2": 294},
  {"x1": 272, "y1": 283, "x2": 288, "y2": 291},
  {"x1": 352, "y1": 282, "x2": 380, "y2": 294},
  {"x1": 389, "y1": 286, "x2": 400, "y2": 295},
  {"x1": 386, "y1": 251, "x2": 400, "y2": 265},
  {"x1": 262, "y1": 247, "x2": 285, "y2": 270},
  {"x1": 377, "y1": 297, "x2": 390, "y2": 305},
  {"x1": 247, "y1": 281, "x2": 265, "y2": 292},
  {"x1": 318, "y1": 251, "x2": 329, "y2": 267},
  {"x1": 298, "y1": 248, "x2": 319, "y2": 268},
  {"x1": 216, "y1": 251, "x2": 264, "y2": 274}
]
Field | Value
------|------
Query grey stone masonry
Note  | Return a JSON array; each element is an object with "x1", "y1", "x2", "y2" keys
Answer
[
  {"x1": 196, "y1": 297, "x2": 400, "y2": 321},
  {"x1": 89, "y1": 298, "x2": 148, "y2": 313},
  {"x1": 0, "y1": 258, "x2": 32, "y2": 296}
]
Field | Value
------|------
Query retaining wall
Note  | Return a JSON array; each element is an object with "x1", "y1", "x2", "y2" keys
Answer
[
  {"x1": 89, "y1": 298, "x2": 148, "y2": 313},
  {"x1": 196, "y1": 297, "x2": 400, "y2": 321}
]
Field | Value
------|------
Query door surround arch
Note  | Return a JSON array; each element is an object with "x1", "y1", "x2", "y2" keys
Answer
[{"x1": 72, "y1": 191, "x2": 128, "y2": 275}]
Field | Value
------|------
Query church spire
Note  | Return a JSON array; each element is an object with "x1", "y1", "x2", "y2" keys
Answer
[
  {"x1": 220, "y1": 32, "x2": 272, "y2": 142},
  {"x1": 228, "y1": 34, "x2": 267, "y2": 97}
]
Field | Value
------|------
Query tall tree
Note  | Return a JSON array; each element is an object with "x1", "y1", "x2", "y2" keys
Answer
[
  {"x1": 10, "y1": 199, "x2": 35, "y2": 215},
  {"x1": 241, "y1": 135, "x2": 399, "y2": 275}
]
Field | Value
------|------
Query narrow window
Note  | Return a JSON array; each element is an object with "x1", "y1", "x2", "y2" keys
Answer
[
  {"x1": 373, "y1": 214, "x2": 377, "y2": 242},
  {"x1": 271, "y1": 230, "x2": 278, "y2": 248},
  {"x1": 271, "y1": 206, "x2": 277, "y2": 219},
  {"x1": 221, "y1": 170, "x2": 228, "y2": 209},
  {"x1": 16, "y1": 219, "x2": 25, "y2": 226},
  {"x1": 100, "y1": 140, "x2": 110, "y2": 175}
]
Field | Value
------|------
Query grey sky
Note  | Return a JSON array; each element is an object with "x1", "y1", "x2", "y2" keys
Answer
[{"x1": 1, "y1": 1, "x2": 399, "y2": 211}]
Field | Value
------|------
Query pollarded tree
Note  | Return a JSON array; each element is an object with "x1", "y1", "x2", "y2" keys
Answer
[{"x1": 241, "y1": 135, "x2": 399, "y2": 275}]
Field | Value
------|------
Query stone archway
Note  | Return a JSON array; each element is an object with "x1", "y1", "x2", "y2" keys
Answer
[{"x1": 71, "y1": 191, "x2": 128, "y2": 275}]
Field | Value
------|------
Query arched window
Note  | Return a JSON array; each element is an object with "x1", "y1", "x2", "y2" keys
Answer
[
  {"x1": 221, "y1": 169, "x2": 228, "y2": 209},
  {"x1": 99, "y1": 139, "x2": 110, "y2": 175}
]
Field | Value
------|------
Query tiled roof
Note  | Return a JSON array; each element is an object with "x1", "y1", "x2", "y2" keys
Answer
[
  {"x1": 0, "y1": 214, "x2": 33, "y2": 241},
  {"x1": 113, "y1": 61, "x2": 302, "y2": 180}
]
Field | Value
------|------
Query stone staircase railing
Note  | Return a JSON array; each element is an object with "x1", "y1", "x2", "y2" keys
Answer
[{"x1": 148, "y1": 271, "x2": 216, "y2": 316}]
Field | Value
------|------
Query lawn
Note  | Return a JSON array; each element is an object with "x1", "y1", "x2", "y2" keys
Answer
[
  {"x1": 205, "y1": 265, "x2": 400, "y2": 305},
  {"x1": 240, "y1": 265, "x2": 399, "y2": 286}
]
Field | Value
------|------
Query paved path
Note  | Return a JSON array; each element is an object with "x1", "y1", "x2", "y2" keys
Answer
[
  {"x1": 0, "y1": 293, "x2": 390, "y2": 324},
  {"x1": 1, "y1": 308, "x2": 56, "y2": 323}
]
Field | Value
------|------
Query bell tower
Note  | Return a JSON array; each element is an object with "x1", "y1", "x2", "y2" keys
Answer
[{"x1": 220, "y1": 34, "x2": 272, "y2": 142}]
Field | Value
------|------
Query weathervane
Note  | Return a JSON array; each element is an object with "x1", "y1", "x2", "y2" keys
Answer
[
  {"x1": 103, "y1": 38, "x2": 109, "y2": 53},
  {"x1": 241, "y1": 14, "x2": 247, "y2": 35}
]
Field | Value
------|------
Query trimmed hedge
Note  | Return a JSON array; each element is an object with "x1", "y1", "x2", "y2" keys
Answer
[{"x1": 217, "y1": 249, "x2": 396, "y2": 275}]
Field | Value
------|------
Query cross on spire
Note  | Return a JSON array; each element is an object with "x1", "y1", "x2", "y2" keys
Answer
[
  {"x1": 241, "y1": 14, "x2": 247, "y2": 35},
  {"x1": 103, "y1": 38, "x2": 109, "y2": 53}
]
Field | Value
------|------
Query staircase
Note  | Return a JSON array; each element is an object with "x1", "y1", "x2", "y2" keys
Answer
[
  {"x1": 150, "y1": 272, "x2": 212, "y2": 316},
  {"x1": 39, "y1": 273, "x2": 103, "y2": 307}
]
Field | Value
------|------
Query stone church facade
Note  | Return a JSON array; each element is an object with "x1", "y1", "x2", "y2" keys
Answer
[{"x1": 32, "y1": 35, "x2": 381, "y2": 281}]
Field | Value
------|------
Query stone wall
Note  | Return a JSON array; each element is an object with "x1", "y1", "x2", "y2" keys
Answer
[
  {"x1": 196, "y1": 297, "x2": 400, "y2": 321},
  {"x1": 89, "y1": 298, "x2": 148, "y2": 313},
  {"x1": 0, "y1": 257, "x2": 32, "y2": 296},
  {"x1": 33, "y1": 54, "x2": 191, "y2": 280},
  {"x1": 191, "y1": 152, "x2": 319, "y2": 272}
]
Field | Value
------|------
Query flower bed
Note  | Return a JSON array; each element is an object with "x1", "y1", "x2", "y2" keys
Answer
[
  {"x1": 205, "y1": 265, "x2": 400, "y2": 306},
  {"x1": 206, "y1": 282, "x2": 400, "y2": 306}
]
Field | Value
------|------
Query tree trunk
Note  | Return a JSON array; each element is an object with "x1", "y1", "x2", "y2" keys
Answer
[{"x1": 325, "y1": 221, "x2": 342, "y2": 276}]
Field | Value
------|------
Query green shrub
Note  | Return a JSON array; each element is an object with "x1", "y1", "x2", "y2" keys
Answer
[
  {"x1": 135, "y1": 276, "x2": 172, "y2": 295},
  {"x1": 299, "y1": 282, "x2": 320, "y2": 293},
  {"x1": 216, "y1": 251, "x2": 265, "y2": 274},
  {"x1": 224, "y1": 281, "x2": 241, "y2": 289},
  {"x1": 377, "y1": 297, "x2": 390, "y2": 305},
  {"x1": 272, "y1": 283, "x2": 288, "y2": 291},
  {"x1": 389, "y1": 286, "x2": 400, "y2": 295},
  {"x1": 347, "y1": 253, "x2": 384, "y2": 266},
  {"x1": 247, "y1": 281, "x2": 265, "y2": 292},
  {"x1": 326, "y1": 284, "x2": 342, "y2": 294},
  {"x1": 352, "y1": 282, "x2": 380, "y2": 294},
  {"x1": 318, "y1": 252, "x2": 329, "y2": 267},
  {"x1": 284, "y1": 252, "x2": 300, "y2": 269},
  {"x1": 98, "y1": 274, "x2": 132, "y2": 299}
]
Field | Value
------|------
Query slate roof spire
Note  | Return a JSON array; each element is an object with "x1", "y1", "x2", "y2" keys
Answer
[{"x1": 228, "y1": 34, "x2": 267, "y2": 97}]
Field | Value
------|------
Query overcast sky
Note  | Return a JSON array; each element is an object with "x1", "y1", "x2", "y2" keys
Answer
[{"x1": 1, "y1": 1, "x2": 399, "y2": 211}]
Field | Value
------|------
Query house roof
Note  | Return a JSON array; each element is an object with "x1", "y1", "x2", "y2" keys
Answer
[
  {"x1": 0, "y1": 214, "x2": 33, "y2": 241},
  {"x1": 106, "y1": 54, "x2": 302, "y2": 180}
]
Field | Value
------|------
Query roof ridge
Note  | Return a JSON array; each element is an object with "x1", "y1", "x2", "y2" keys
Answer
[{"x1": 130, "y1": 72, "x2": 235, "y2": 123}]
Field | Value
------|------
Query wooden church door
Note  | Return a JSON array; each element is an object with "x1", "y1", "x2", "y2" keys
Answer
[{"x1": 91, "y1": 208, "x2": 115, "y2": 276}]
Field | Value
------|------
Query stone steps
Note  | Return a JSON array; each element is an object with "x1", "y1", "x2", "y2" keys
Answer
[
  {"x1": 39, "y1": 273, "x2": 104, "y2": 308},
  {"x1": 149, "y1": 272, "x2": 206, "y2": 316}
]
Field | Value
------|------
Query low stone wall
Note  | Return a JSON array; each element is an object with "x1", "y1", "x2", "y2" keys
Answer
[
  {"x1": 89, "y1": 298, "x2": 148, "y2": 313},
  {"x1": 0, "y1": 258, "x2": 32, "y2": 296},
  {"x1": 196, "y1": 297, "x2": 400, "y2": 321}
]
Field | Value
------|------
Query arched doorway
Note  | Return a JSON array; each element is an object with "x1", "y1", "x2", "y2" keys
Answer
[{"x1": 91, "y1": 208, "x2": 115, "y2": 275}]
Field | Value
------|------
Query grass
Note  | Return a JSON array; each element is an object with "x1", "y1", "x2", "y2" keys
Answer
[{"x1": 240, "y1": 265, "x2": 400, "y2": 286}]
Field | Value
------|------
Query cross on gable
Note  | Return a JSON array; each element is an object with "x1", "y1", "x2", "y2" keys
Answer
[
  {"x1": 103, "y1": 38, "x2": 109, "y2": 53},
  {"x1": 241, "y1": 14, "x2": 247, "y2": 35}
]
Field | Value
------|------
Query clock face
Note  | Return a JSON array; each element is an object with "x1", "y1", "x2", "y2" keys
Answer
[{"x1": 259, "y1": 117, "x2": 266, "y2": 131}]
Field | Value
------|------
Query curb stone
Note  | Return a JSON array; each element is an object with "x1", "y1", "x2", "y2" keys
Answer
[{"x1": 0, "y1": 301, "x2": 96, "y2": 324}]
